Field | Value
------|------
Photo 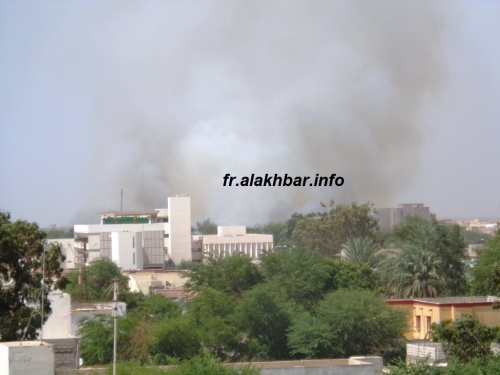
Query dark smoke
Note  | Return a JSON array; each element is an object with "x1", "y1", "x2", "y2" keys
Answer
[{"x1": 64, "y1": 1, "x2": 450, "y2": 224}]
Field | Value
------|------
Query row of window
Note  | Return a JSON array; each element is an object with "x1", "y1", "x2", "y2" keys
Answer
[{"x1": 415, "y1": 315, "x2": 432, "y2": 332}]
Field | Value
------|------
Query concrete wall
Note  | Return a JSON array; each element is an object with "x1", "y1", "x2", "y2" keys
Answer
[
  {"x1": 43, "y1": 338, "x2": 79, "y2": 370},
  {"x1": 111, "y1": 232, "x2": 143, "y2": 270},
  {"x1": 54, "y1": 359, "x2": 376, "y2": 375},
  {"x1": 0, "y1": 341, "x2": 54, "y2": 375},
  {"x1": 42, "y1": 291, "x2": 72, "y2": 339},
  {"x1": 168, "y1": 196, "x2": 192, "y2": 265},
  {"x1": 406, "y1": 342, "x2": 446, "y2": 364},
  {"x1": 245, "y1": 359, "x2": 375, "y2": 375},
  {"x1": 218, "y1": 226, "x2": 246, "y2": 236}
]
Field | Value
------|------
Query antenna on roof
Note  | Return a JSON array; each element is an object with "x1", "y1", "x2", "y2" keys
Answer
[{"x1": 141, "y1": 169, "x2": 145, "y2": 214}]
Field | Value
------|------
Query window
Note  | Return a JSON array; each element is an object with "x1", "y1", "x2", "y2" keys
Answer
[
  {"x1": 133, "y1": 253, "x2": 135, "y2": 265},
  {"x1": 133, "y1": 236, "x2": 135, "y2": 248},
  {"x1": 415, "y1": 315, "x2": 421, "y2": 331},
  {"x1": 426, "y1": 316, "x2": 431, "y2": 332}
]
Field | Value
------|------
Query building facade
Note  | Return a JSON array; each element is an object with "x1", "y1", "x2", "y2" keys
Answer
[
  {"x1": 74, "y1": 195, "x2": 191, "y2": 268},
  {"x1": 193, "y1": 226, "x2": 273, "y2": 260},
  {"x1": 373, "y1": 203, "x2": 436, "y2": 232},
  {"x1": 387, "y1": 296, "x2": 500, "y2": 340},
  {"x1": 70, "y1": 196, "x2": 273, "y2": 270}
]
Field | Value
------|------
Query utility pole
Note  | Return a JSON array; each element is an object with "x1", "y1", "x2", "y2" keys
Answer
[
  {"x1": 112, "y1": 279, "x2": 119, "y2": 375},
  {"x1": 40, "y1": 243, "x2": 47, "y2": 345},
  {"x1": 76, "y1": 237, "x2": 89, "y2": 302}
]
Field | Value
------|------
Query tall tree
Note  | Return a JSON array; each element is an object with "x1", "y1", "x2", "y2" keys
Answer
[
  {"x1": 259, "y1": 248, "x2": 331, "y2": 310},
  {"x1": 246, "y1": 222, "x2": 285, "y2": 246},
  {"x1": 470, "y1": 229, "x2": 500, "y2": 295},
  {"x1": 181, "y1": 252, "x2": 263, "y2": 297},
  {"x1": 341, "y1": 237, "x2": 381, "y2": 268},
  {"x1": 431, "y1": 314, "x2": 498, "y2": 364},
  {"x1": 0, "y1": 211, "x2": 65, "y2": 341},
  {"x1": 64, "y1": 257, "x2": 130, "y2": 302},
  {"x1": 195, "y1": 218, "x2": 218, "y2": 235},
  {"x1": 378, "y1": 216, "x2": 467, "y2": 298},
  {"x1": 291, "y1": 200, "x2": 378, "y2": 257},
  {"x1": 288, "y1": 289, "x2": 409, "y2": 359}
]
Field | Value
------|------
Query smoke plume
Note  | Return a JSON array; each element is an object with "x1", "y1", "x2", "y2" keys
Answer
[{"x1": 64, "y1": 1, "x2": 450, "y2": 224}]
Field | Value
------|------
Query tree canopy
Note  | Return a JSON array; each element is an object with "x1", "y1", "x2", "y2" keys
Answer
[
  {"x1": 288, "y1": 289, "x2": 409, "y2": 358},
  {"x1": 470, "y1": 230, "x2": 500, "y2": 295},
  {"x1": 0, "y1": 211, "x2": 65, "y2": 341},
  {"x1": 290, "y1": 200, "x2": 378, "y2": 257},
  {"x1": 195, "y1": 219, "x2": 218, "y2": 235},
  {"x1": 431, "y1": 314, "x2": 499, "y2": 364},
  {"x1": 378, "y1": 216, "x2": 467, "y2": 298},
  {"x1": 64, "y1": 257, "x2": 130, "y2": 303}
]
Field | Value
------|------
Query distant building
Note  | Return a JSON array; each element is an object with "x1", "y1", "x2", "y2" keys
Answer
[
  {"x1": 74, "y1": 195, "x2": 191, "y2": 268},
  {"x1": 70, "y1": 196, "x2": 273, "y2": 270},
  {"x1": 373, "y1": 203, "x2": 436, "y2": 232},
  {"x1": 459, "y1": 219, "x2": 498, "y2": 236}
]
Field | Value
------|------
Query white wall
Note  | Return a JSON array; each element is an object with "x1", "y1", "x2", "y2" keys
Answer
[
  {"x1": 111, "y1": 232, "x2": 143, "y2": 270},
  {"x1": 47, "y1": 239, "x2": 75, "y2": 269},
  {"x1": 75, "y1": 223, "x2": 167, "y2": 234},
  {"x1": 218, "y1": 226, "x2": 246, "y2": 236},
  {"x1": 202, "y1": 233, "x2": 273, "y2": 258},
  {"x1": 168, "y1": 196, "x2": 192, "y2": 265},
  {"x1": 42, "y1": 291, "x2": 71, "y2": 339},
  {"x1": 0, "y1": 342, "x2": 54, "y2": 375}
]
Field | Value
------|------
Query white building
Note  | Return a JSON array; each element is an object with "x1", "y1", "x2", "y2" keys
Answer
[
  {"x1": 193, "y1": 226, "x2": 273, "y2": 260},
  {"x1": 70, "y1": 196, "x2": 273, "y2": 270},
  {"x1": 74, "y1": 195, "x2": 192, "y2": 268}
]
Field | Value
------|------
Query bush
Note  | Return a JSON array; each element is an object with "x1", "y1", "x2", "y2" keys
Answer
[{"x1": 431, "y1": 314, "x2": 498, "y2": 364}]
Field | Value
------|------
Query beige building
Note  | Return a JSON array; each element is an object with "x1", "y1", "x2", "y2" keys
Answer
[{"x1": 387, "y1": 296, "x2": 500, "y2": 340}]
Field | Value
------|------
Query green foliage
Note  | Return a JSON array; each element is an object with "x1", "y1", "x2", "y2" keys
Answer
[
  {"x1": 391, "y1": 356, "x2": 500, "y2": 375},
  {"x1": 195, "y1": 218, "x2": 218, "y2": 235},
  {"x1": 431, "y1": 314, "x2": 498, "y2": 364},
  {"x1": 470, "y1": 231, "x2": 500, "y2": 295},
  {"x1": 149, "y1": 315, "x2": 201, "y2": 364},
  {"x1": 260, "y1": 248, "x2": 331, "y2": 309},
  {"x1": 389, "y1": 360, "x2": 445, "y2": 375},
  {"x1": 78, "y1": 314, "x2": 126, "y2": 365},
  {"x1": 459, "y1": 228, "x2": 492, "y2": 245},
  {"x1": 237, "y1": 284, "x2": 292, "y2": 360},
  {"x1": 341, "y1": 237, "x2": 381, "y2": 267},
  {"x1": 246, "y1": 222, "x2": 285, "y2": 246},
  {"x1": 378, "y1": 216, "x2": 468, "y2": 298},
  {"x1": 290, "y1": 200, "x2": 378, "y2": 257},
  {"x1": 43, "y1": 227, "x2": 74, "y2": 239},
  {"x1": 287, "y1": 289, "x2": 409, "y2": 359},
  {"x1": 106, "y1": 354, "x2": 259, "y2": 375},
  {"x1": 181, "y1": 252, "x2": 263, "y2": 296},
  {"x1": 166, "y1": 353, "x2": 259, "y2": 375},
  {"x1": 64, "y1": 257, "x2": 130, "y2": 302},
  {"x1": 0, "y1": 210, "x2": 65, "y2": 341},
  {"x1": 325, "y1": 259, "x2": 382, "y2": 293},
  {"x1": 129, "y1": 294, "x2": 182, "y2": 321},
  {"x1": 187, "y1": 288, "x2": 241, "y2": 359}
]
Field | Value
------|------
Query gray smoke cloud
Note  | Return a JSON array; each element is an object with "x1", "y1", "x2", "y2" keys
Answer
[{"x1": 64, "y1": 1, "x2": 450, "y2": 224}]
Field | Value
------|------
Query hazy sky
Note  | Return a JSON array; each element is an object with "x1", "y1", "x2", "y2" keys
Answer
[{"x1": 1, "y1": 1, "x2": 499, "y2": 228}]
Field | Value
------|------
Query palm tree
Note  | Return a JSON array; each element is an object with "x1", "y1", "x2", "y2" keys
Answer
[
  {"x1": 379, "y1": 244, "x2": 445, "y2": 298},
  {"x1": 341, "y1": 237, "x2": 381, "y2": 268}
]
